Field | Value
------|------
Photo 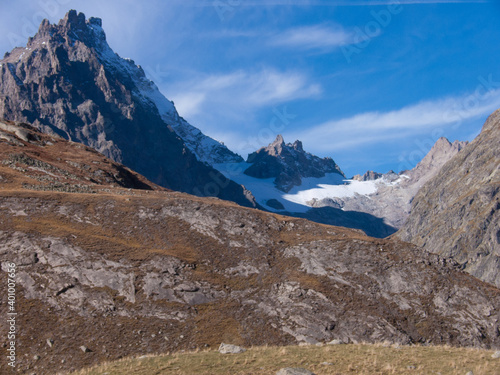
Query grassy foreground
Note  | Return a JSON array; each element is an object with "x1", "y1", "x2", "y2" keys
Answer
[{"x1": 70, "y1": 343, "x2": 500, "y2": 375}]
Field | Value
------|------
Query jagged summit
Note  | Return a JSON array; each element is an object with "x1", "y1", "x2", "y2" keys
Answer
[
  {"x1": 245, "y1": 134, "x2": 345, "y2": 192},
  {"x1": 0, "y1": 10, "x2": 253, "y2": 206},
  {"x1": 32, "y1": 10, "x2": 105, "y2": 53},
  {"x1": 409, "y1": 137, "x2": 468, "y2": 182}
]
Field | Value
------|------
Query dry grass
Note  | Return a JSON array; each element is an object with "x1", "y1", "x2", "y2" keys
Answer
[{"x1": 69, "y1": 344, "x2": 500, "y2": 375}]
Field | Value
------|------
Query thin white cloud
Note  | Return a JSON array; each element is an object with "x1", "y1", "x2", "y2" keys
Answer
[
  {"x1": 166, "y1": 69, "x2": 321, "y2": 118},
  {"x1": 271, "y1": 25, "x2": 355, "y2": 49},
  {"x1": 290, "y1": 87, "x2": 500, "y2": 152}
]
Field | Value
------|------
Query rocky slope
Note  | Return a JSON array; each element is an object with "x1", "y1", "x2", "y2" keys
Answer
[
  {"x1": 397, "y1": 110, "x2": 500, "y2": 287},
  {"x1": 0, "y1": 11, "x2": 253, "y2": 207},
  {"x1": 0, "y1": 119, "x2": 163, "y2": 193},
  {"x1": 244, "y1": 135, "x2": 344, "y2": 192},
  {"x1": 1, "y1": 122, "x2": 500, "y2": 375},
  {"x1": 310, "y1": 137, "x2": 468, "y2": 230}
]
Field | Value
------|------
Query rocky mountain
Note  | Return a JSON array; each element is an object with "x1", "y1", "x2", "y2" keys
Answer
[
  {"x1": 397, "y1": 110, "x2": 500, "y2": 287},
  {"x1": 1, "y1": 110, "x2": 500, "y2": 375},
  {"x1": 310, "y1": 137, "x2": 468, "y2": 230},
  {"x1": 0, "y1": 10, "x2": 253, "y2": 206},
  {"x1": 244, "y1": 134, "x2": 345, "y2": 192}
]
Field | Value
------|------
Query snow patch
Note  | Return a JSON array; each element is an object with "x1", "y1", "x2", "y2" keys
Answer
[
  {"x1": 214, "y1": 162, "x2": 380, "y2": 213},
  {"x1": 283, "y1": 179, "x2": 377, "y2": 206}
]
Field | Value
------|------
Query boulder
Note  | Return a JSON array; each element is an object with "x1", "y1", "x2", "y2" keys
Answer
[{"x1": 218, "y1": 343, "x2": 246, "y2": 354}]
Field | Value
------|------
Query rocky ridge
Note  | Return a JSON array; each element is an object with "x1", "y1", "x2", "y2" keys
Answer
[
  {"x1": 397, "y1": 110, "x2": 500, "y2": 287},
  {"x1": 0, "y1": 10, "x2": 253, "y2": 207},
  {"x1": 244, "y1": 134, "x2": 345, "y2": 192}
]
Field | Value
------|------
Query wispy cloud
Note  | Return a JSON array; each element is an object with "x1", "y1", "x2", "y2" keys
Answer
[
  {"x1": 271, "y1": 25, "x2": 355, "y2": 50},
  {"x1": 166, "y1": 69, "x2": 321, "y2": 118},
  {"x1": 289, "y1": 87, "x2": 500, "y2": 152}
]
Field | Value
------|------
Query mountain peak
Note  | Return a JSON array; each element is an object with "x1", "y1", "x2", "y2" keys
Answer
[
  {"x1": 245, "y1": 135, "x2": 345, "y2": 192},
  {"x1": 292, "y1": 140, "x2": 303, "y2": 152},
  {"x1": 274, "y1": 134, "x2": 284, "y2": 144},
  {"x1": 58, "y1": 10, "x2": 102, "y2": 31},
  {"x1": 60, "y1": 9, "x2": 87, "y2": 30},
  {"x1": 30, "y1": 9, "x2": 107, "y2": 53},
  {"x1": 264, "y1": 135, "x2": 304, "y2": 157},
  {"x1": 265, "y1": 134, "x2": 285, "y2": 156}
]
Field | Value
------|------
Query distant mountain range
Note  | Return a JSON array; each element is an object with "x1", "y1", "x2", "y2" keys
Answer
[
  {"x1": 0, "y1": 9, "x2": 474, "y2": 239},
  {"x1": 0, "y1": 10, "x2": 498, "y2": 285}
]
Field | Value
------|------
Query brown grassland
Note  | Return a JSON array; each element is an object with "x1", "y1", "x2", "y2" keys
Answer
[{"x1": 71, "y1": 344, "x2": 500, "y2": 375}]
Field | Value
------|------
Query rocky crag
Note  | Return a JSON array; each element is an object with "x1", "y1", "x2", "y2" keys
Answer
[
  {"x1": 0, "y1": 11, "x2": 253, "y2": 206},
  {"x1": 0, "y1": 121, "x2": 499, "y2": 375},
  {"x1": 244, "y1": 134, "x2": 345, "y2": 192},
  {"x1": 397, "y1": 110, "x2": 500, "y2": 287}
]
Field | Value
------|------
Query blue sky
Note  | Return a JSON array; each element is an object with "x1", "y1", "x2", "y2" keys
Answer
[{"x1": 1, "y1": 0, "x2": 499, "y2": 176}]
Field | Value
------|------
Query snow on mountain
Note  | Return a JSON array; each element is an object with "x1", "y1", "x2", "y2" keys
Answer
[
  {"x1": 216, "y1": 136, "x2": 467, "y2": 236},
  {"x1": 308, "y1": 137, "x2": 468, "y2": 229},
  {"x1": 84, "y1": 16, "x2": 243, "y2": 166},
  {"x1": 283, "y1": 178, "x2": 378, "y2": 207},
  {"x1": 214, "y1": 162, "x2": 380, "y2": 213},
  {"x1": 150, "y1": 97, "x2": 244, "y2": 165}
]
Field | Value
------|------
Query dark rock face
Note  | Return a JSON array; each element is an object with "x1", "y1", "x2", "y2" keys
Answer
[
  {"x1": 0, "y1": 10, "x2": 255, "y2": 207},
  {"x1": 244, "y1": 135, "x2": 345, "y2": 192},
  {"x1": 397, "y1": 110, "x2": 500, "y2": 287}
]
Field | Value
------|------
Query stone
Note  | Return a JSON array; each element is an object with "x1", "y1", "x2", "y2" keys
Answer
[
  {"x1": 218, "y1": 343, "x2": 246, "y2": 354},
  {"x1": 327, "y1": 339, "x2": 343, "y2": 345},
  {"x1": 80, "y1": 345, "x2": 91, "y2": 353},
  {"x1": 276, "y1": 368, "x2": 316, "y2": 375},
  {"x1": 46, "y1": 338, "x2": 54, "y2": 348},
  {"x1": 219, "y1": 343, "x2": 247, "y2": 354},
  {"x1": 492, "y1": 351, "x2": 500, "y2": 359}
]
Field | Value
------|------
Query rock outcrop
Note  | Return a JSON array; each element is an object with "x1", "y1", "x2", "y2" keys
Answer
[
  {"x1": 352, "y1": 170, "x2": 383, "y2": 181},
  {"x1": 0, "y1": 10, "x2": 253, "y2": 207},
  {"x1": 397, "y1": 110, "x2": 500, "y2": 287},
  {"x1": 244, "y1": 135, "x2": 344, "y2": 192}
]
